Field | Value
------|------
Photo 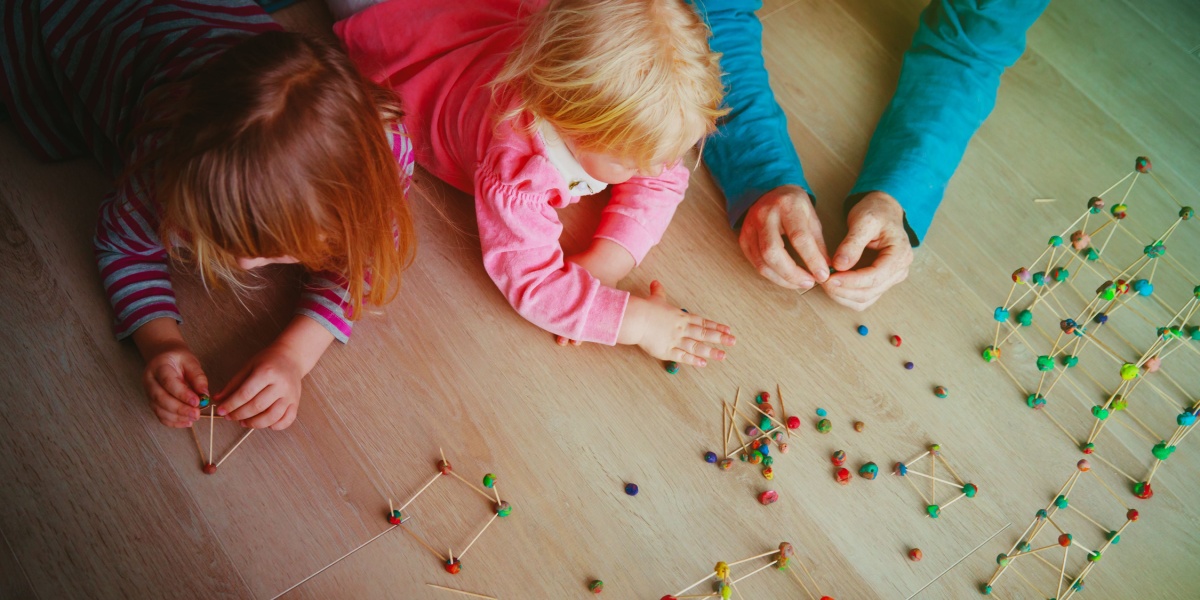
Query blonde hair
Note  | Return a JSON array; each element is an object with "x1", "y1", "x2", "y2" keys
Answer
[
  {"x1": 139, "y1": 31, "x2": 414, "y2": 319},
  {"x1": 493, "y1": 0, "x2": 728, "y2": 169}
]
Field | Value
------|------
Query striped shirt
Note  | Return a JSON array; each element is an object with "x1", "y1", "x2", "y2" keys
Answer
[{"x1": 1, "y1": 0, "x2": 415, "y2": 343}]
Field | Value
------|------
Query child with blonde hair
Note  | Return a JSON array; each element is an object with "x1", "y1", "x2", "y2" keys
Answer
[
  {"x1": 1, "y1": 0, "x2": 415, "y2": 430},
  {"x1": 335, "y1": 0, "x2": 736, "y2": 366}
]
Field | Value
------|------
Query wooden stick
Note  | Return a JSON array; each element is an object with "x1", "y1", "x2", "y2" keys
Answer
[
  {"x1": 190, "y1": 425, "x2": 206, "y2": 465},
  {"x1": 906, "y1": 522, "x2": 1010, "y2": 600},
  {"x1": 492, "y1": 482, "x2": 501, "y2": 505},
  {"x1": 268, "y1": 522, "x2": 404, "y2": 600},
  {"x1": 449, "y1": 470, "x2": 498, "y2": 504},
  {"x1": 796, "y1": 557, "x2": 823, "y2": 596},
  {"x1": 777, "y1": 384, "x2": 791, "y2": 439},
  {"x1": 207, "y1": 404, "x2": 216, "y2": 466},
  {"x1": 937, "y1": 454, "x2": 964, "y2": 485},
  {"x1": 214, "y1": 429, "x2": 254, "y2": 468},
  {"x1": 674, "y1": 572, "x2": 714, "y2": 596},
  {"x1": 456, "y1": 512, "x2": 499, "y2": 560},
  {"x1": 746, "y1": 402, "x2": 788, "y2": 434},
  {"x1": 786, "y1": 565, "x2": 815, "y2": 600},
  {"x1": 398, "y1": 523, "x2": 448, "y2": 562},
  {"x1": 399, "y1": 472, "x2": 443, "y2": 512},
  {"x1": 929, "y1": 451, "x2": 937, "y2": 504},
  {"x1": 940, "y1": 492, "x2": 968, "y2": 510},
  {"x1": 425, "y1": 583, "x2": 498, "y2": 600},
  {"x1": 729, "y1": 559, "x2": 777, "y2": 584},
  {"x1": 902, "y1": 472, "x2": 933, "y2": 505},
  {"x1": 726, "y1": 549, "x2": 778, "y2": 567},
  {"x1": 903, "y1": 470, "x2": 962, "y2": 488},
  {"x1": 722, "y1": 399, "x2": 728, "y2": 458}
]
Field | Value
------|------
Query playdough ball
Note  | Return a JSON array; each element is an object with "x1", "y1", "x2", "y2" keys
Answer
[
  {"x1": 993, "y1": 307, "x2": 1009, "y2": 322},
  {"x1": 962, "y1": 483, "x2": 978, "y2": 498},
  {"x1": 760, "y1": 403, "x2": 774, "y2": 417},
  {"x1": 1111, "y1": 396, "x2": 1127, "y2": 411},
  {"x1": 1054, "y1": 495, "x2": 1068, "y2": 509},
  {"x1": 934, "y1": 386, "x2": 948, "y2": 398},
  {"x1": 482, "y1": 473, "x2": 496, "y2": 488},
  {"x1": 1017, "y1": 310, "x2": 1033, "y2": 326},
  {"x1": 1026, "y1": 394, "x2": 1047, "y2": 409},
  {"x1": 1060, "y1": 318, "x2": 1077, "y2": 334},
  {"x1": 1048, "y1": 235, "x2": 1063, "y2": 247},
  {"x1": 815, "y1": 407, "x2": 827, "y2": 417},
  {"x1": 198, "y1": 395, "x2": 211, "y2": 408},
  {"x1": 857, "y1": 325, "x2": 869, "y2": 336},
  {"x1": 1127, "y1": 508, "x2": 1139, "y2": 521},
  {"x1": 1088, "y1": 196, "x2": 1105, "y2": 213},
  {"x1": 762, "y1": 466, "x2": 774, "y2": 480},
  {"x1": 1081, "y1": 442, "x2": 1095, "y2": 454},
  {"x1": 762, "y1": 456, "x2": 774, "y2": 467},
  {"x1": 705, "y1": 451, "x2": 718, "y2": 463},
  {"x1": 665, "y1": 361, "x2": 679, "y2": 374},
  {"x1": 1120, "y1": 363, "x2": 1139, "y2": 380},
  {"x1": 927, "y1": 505, "x2": 941, "y2": 519},
  {"x1": 202, "y1": 463, "x2": 217, "y2": 475},
  {"x1": 1012, "y1": 268, "x2": 1031, "y2": 283},
  {"x1": 854, "y1": 421, "x2": 865, "y2": 432},
  {"x1": 982, "y1": 584, "x2": 994, "y2": 595},
  {"x1": 624, "y1": 483, "x2": 639, "y2": 496},
  {"x1": 1051, "y1": 267, "x2": 1069, "y2": 282},
  {"x1": 777, "y1": 443, "x2": 789, "y2": 454},
  {"x1": 496, "y1": 501, "x2": 512, "y2": 517},
  {"x1": 891, "y1": 334, "x2": 902, "y2": 346},
  {"x1": 1151, "y1": 442, "x2": 1175, "y2": 461},
  {"x1": 831, "y1": 450, "x2": 847, "y2": 466},
  {"x1": 894, "y1": 462, "x2": 908, "y2": 476},
  {"x1": 1094, "y1": 312, "x2": 1108, "y2": 324},
  {"x1": 444, "y1": 559, "x2": 461, "y2": 574},
  {"x1": 1036, "y1": 355, "x2": 1054, "y2": 371},
  {"x1": 438, "y1": 460, "x2": 453, "y2": 475},
  {"x1": 758, "y1": 490, "x2": 779, "y2": 505},
  {"x1": 779, "y1": 541, "x2": 796, "y2": 557},
  {"x1": 1107, "y1": 530, "x2": 1121, "y2": 544},
  {"x1": 858, "y1": 462, "x2": 878, "y2": 480},
  {"x1": 1059, "y1": 533, "x2": 1072, "y2": 547},
  {"x1": 1144, "y1": 356, "x2": 1161, "y2": 372},
  {"x1": 1070, "y1": 230, "x2": 1090, "y2": 250},
  {"x1": 995, "y1": 554, "x2": 1010, "y2": 567},
  {"x1": 1135, "y1": 155, "x2": 1151, "y2": 173},
  {"x1": 786, "y1": 416, "x2": 801, "y2": 429},
  {"x1": 908, "y1": 548, "x2": 923, "y2": 562},
  {"x1": 1178, "y1": 412, "x2": 1197, "y2": 427},
  {"x1": 982, "y1": 346, "x2": 1001, "y2": 362},
  {"x1": 1061, "y1": 355, "x2": 1078, "y2": 368},
  {"x1": 816, "y1": 419, "x2": 831, "y2": 433},
  {"x1": 1112, "y1": 203, "x2": 1128, "y2": 219},
  {"x1": 1180, "y1": 206, "x2": 1194, "y2": 220},
  {"x1": 718, "y1": 458, "x2": 734, "y2": 470},
  {"x1": 589, "y1": 580, "x2": 604, "y2": 593},
  {"x1": 749, "y1": 452, "x2": 763, "y2": 465},
  {"x1": 904, "y1": 361, "x2": 915, "y2": 370},
  {"x1": 387, "y1": 509, "x2": 403, "y2": 525},
  {"x1": 1077, "y1": 459, "x2": 1090, "y2": 472},
  {"x1": 1032, "y1": 271, "x2": 1046, "y2": 286},
  {"x1": 835, "y1": 468, "x2": 851, "y2": 485},
  {"x1": 1087, "y1": 551, "x2": 1102, "y2": 563}
]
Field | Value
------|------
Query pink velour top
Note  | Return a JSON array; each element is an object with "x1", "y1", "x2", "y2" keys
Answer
[{"x1": 335, "y1": 0, "x2": 690, "y2": 345}]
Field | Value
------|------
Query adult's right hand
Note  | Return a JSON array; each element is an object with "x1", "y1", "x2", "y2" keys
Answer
[{"x1": 738, "y1": 185, "x2": 830, "y2": 290}]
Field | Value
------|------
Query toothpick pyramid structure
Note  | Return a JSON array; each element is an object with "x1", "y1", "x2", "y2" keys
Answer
[
  {"x1": 385, "y1": 449, "x2": 510, "y2": 574},
  {"x1": 893, "y1": 444, "x2": 978, "y2": 519},
  {"x1": 661, "y1": 542, "x2": 834, "y2": 600},
  {"x1": 188, "y1": 399, "x2": 255, "y2": 475},
  {"x1": 982, "y1": 459, "x2": 1138, "y2": 598},
  {"x1": 982, "y1": 156, "x2": 1198, "y2": 496}
]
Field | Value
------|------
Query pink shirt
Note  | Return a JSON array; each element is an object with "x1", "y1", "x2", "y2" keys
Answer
[{"x1": 336, "y1": 0, "x2": 689, "y2": 344}]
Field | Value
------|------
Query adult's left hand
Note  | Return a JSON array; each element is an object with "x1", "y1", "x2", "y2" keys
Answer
[{"x1": 822, "y1": 191, "x2": 914, "y2": 310}]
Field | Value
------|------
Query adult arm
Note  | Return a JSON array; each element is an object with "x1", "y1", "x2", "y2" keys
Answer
[{"x1": 696, "y1": 0, "x2": 829, "y2": 288}]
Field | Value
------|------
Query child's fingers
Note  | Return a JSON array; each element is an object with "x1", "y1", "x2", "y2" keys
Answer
[
  {"x1": 182, "y1": 360, "x2": 210, "y2": 396},
  {"x1": 216, "y1": 369, "x2": 267, "y2": 417},
  {"x1": 683, "y1": 339, "x2": 726, "y2": 361},
  {"x1": 684, "y1": 323, "x2": 736, "y2": 347},
  {"x1": 555, "y1": 335, "x2": 583, "y2": 346},
  {"x1": 270, "y1": 403, "x2": 299, "y2": 431},
  {"x1": 243, "y1": 398, "x2": 288, "y2": 429},
  {"x1": 154, "y1": 364, "x2": 200, "y2": 408},
  {"x1": 649, "y1": 279, "x2": 666, "y2": 298},
  {"x1": 668, "y1": 348, "x2": 707, "y2": 368},
  {"x1": 153, "y1": 405, "x2": 194, "y2": 428},
  {"x1": 146, "y1": 375, "x2": 199, "y2": 419},
  {"x1": 226, "y1": 384, "x2": 278, "y2": 422},
  {"x1": 688, "y1": 315, "x2": 732, "y2": 335}
]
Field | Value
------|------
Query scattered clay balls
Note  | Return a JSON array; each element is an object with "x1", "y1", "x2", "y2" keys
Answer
[
  {"x1": 756, "y1": 391, "x2": 770, "y2": 404},
  {"x1": 816, "y1": 419, "x2": 831, "y2": 433},
  {"x1": 444, "y1": 558, "x2": 462, "y2": 574},
  {"x1": 786, "y1": 416, "x2": 801, "y2": 429},
  {"x1": 816, "y1": 407, "x2": 827, "y2": 417},
  {"x1": 934, "y1": 386, "x2": 948, "y2": 398},
  {"x1": 891, "y1": 335, "x2": 902, "y2": 347},
  {"x1": 762, "y1": 467, "x2": 774, "y2": 480},
  {"x1": 589, "y1": 580, "x2": 604, "y2": 594},
  {"x1": 857, "y1": 324, "x2": 869, "y2": 336},
  {"x1": 665, "y1": 361, "x2": 679, "y2": 374},
  {"x1": 705, "y1": 451, "x2": 718, "y2": 463},
  {"x1": 718, "y1": 458, "x2": 734, "y2": 470},
  {"x1": 904, "y1": 361, "x2": 915, "y2": 370},
  {"x1": 746, "y1": 425, "x2": 761, "y2": 437},
  {"x1": 831, "y1": 450, "x2": 847, "y2": 467},
  {"x1": 854, "y1": 421, "x2": 865, "y2": 432},
  {"x1": 908, "y1": 548, "x2": 923, "y2": 562},
  {"x1": 835, "y1": 468, "x2": 851, "y2": 485},
  {"x1": 482, "y1": 473, "x2": 496, "y2": 488},
  {"x1": 777, "y1": 443, "x2": 789, "y2": 454},
  {"x1": 858, "y1": 462, "x2": 879, "y2": 480},
  {"x1": 1077, "y1": 459, "x2": 1091, "y2": 472},
  {"x1": 624, "y1": 483, "x2": 639, "y2": 496},
  {"x1": 758, "y1": 490, "x2": 779, "y2": 505}
]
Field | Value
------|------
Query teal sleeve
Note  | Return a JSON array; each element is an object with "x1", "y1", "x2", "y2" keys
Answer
[
  {"x1": 694, "y1": 0, "x2": 811, "y2": 228},
  {"x1": 849, "y1": 0, "x2": 1049, "y2": 244}
]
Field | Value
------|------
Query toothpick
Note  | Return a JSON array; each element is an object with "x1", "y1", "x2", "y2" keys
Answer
[
  {"x1": 722, "y1": 399, "x2": 728, "y2": 457},
  {"x1": 207, "y1": 404, "x2": 216, "y2": 467},
  {"x1": 398, "y1": 520, "x2": 447, "y2": 562},
  {"x1": 776, "y1": 384, "x2": 790, "y2": 439},
  {"x1": 449, "y1": 470, "x2": 498, "y2": 504},
  {"x1": 929, "y1": 452, "x2": 937, "y2": 504},
  {"x1": 399, "y1": 472, "x2": 443, "y2": 512},
  {"x1": 214, "y1": 429, "x2": 254, "y2": 468},
  {"x1": 726, "y1": 549, "x2": 779, "y2": 567},
  {"x1": 190, "y1": 425, "x2": 206, "y2": 465},
  {"x1": 457, "y1": 512, "x2": 499, "y2": 560},
  {"x1": 268, "y1": 517, "x2": 408, "y2": 600},
  {"x1": 904, "y1": 522, "x2": 1010, "y2": 600},
  {"x1": 674, "y1": 572, "x2": 715, "y2": 596},
  {"x1": 425, "y1": 583, "x2": 498, "y2": 600}
]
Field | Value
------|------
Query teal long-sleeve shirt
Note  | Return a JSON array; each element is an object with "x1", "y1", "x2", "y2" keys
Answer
[{"x1": 697, "y1": 0, "x2": 1049, "y2": 243}]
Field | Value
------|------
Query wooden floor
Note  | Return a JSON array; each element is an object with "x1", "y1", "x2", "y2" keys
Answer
[{"x1": 2, "y1": 1, "x2": 1198, "y2": 598}]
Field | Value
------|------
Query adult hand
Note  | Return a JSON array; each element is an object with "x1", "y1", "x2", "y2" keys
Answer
[
  {"x1": 739, "y1": 185, "x2": 830, "y2": 290},
  {"x1": 823, "y1": 191, "x2": 914, "y2": 310}
]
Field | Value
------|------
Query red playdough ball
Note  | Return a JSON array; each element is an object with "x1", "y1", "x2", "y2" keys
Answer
[
  {"x1": 786, "y1": 416, "x2": 801, "y2": 429},
  {"x1": 202, "y1": 463, "x2": 217, "y2": 475},
  {"x1": 908, "y1": 548, "x2": 923, "y2": 561}
]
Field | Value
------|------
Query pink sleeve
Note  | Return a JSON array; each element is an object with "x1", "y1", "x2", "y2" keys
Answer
[
  {"x1": 594, "y1": 161, "x2": 689, "y2": 264},
  {"x1": 475, "y1": 142, "x2": 629, "y2": 345}
]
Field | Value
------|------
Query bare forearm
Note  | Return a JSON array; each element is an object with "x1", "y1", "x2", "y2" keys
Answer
[
  {"x1": 277, "y1": 315, "x2": 337, "y2": 375},
  {"x1": 566, "y1": 238, "x2": 636, "y2": 288}
]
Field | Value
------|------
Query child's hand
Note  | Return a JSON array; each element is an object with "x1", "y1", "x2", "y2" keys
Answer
[
  {"x1": 132, "y1": 318, "x2": 208, "y2": 428},
  {"x1": 213, "y1": 343, "x2": 305, "y2": 430},
  {"x1": 556, "y1": 335, "x2": 583, "y2": 347},
  {"x1": 618, "y1": 281, "x2": 735, "y2": 366},
  {"x1": 211, "y1": 315, "x2": 335, "y2": 431}
]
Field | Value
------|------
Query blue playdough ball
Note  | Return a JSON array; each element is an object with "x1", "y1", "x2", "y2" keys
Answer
[
  {"x1": 857, "y1": 325, "x2": 869, "y2": 336},
  {"x1": 624, "y1": 483, "x2": 639, "y2": 496},
  {"x1": 704, "y1": 451, "x2": 718, "y2": 463}
]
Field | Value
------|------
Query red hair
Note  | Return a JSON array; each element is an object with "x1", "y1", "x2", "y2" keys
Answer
[{"x1": 144, "y1": 31, "x2": 413, "y2": 317}]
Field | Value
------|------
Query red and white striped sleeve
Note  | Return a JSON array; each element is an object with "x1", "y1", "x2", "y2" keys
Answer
[
  {"x1": 93, "y1": 173, "x2": 179, "y2": 340},
  {"x1": 295, "y1": 121, "x2": 415, "y2": 343}
]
